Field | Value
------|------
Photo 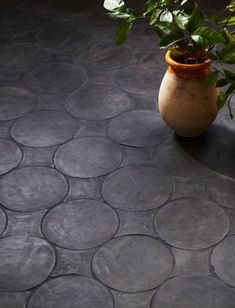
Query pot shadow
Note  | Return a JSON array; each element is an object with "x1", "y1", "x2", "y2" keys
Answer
[{"x1": 175, "y1": 122, "x2": 235, "y2": 180}]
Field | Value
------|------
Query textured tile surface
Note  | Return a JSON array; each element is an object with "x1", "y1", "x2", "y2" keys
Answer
[
  {"x1": 92, "y1": 235, "x2": 173, "y2": 292},
  {"x1": 0, "y1": 235, "x2": 55, "y2": 292},
  {"x1": 11, "y1": 110, "x2": 78, "y2": 147},
  {"x1": 0, "y1": 0, "x2": 234, "y2": 306},
  {"x1": 108, "y1": 110, "x2": 171, "y2": 147},
  {"x1": 155, "y1": 198, "x2": 230, "y2": 250},
  {"x1": 0, "y1": 166, "x2": 68, "y2": 212},
  {"x1": 151, "y1": 276, "x2": 235, "y2": 308},
  {"x1": 102, "y1": 166, "x2": 172, "y2": 211}
]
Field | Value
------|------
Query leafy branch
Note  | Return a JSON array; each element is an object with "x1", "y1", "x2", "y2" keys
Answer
[{"x1": 104, "y1": 0, "x2": 235, "y2": 117}]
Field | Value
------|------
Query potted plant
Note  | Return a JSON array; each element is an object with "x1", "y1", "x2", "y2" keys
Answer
[{"x1": 103, "y1": 0, "x2": 235, "y2": 137}]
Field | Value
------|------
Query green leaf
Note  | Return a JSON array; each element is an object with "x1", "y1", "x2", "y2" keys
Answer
[
  {"x1": 173, "y1": 11, "x2": 189, "y2": 29},
  {"x1": 144, "y1": 0, "x2": 158, "y2": 15},
  {"x1": 104, "y1": 0, "x2": 124, "y2": 11},
  {"x1": 191, "y1": 27, "x2": 224, "y2": 47},
  {"x1": 180, "y1": 0, "x2": 188, "y2": 5},
  {"x1": 154, "y1": 21, "x2": 181, "y2": 36},
  {"x1": 222, "y1": 16, "x2": 235, "y2": 26},
  {"x1": 204, "y1": 71, "x2": 219, "y2": 89},
  {"x1": 211, "y1": 13, "x2": 226, "y2": 24},
  {"x1": 186, "y1": 5, "x2": 204, "y2": 33},
  {"x1": 217, "y1": 91, "x2": 228, "y2": 110},
  {"x1": 205, "y1": 51, "x2": 218, "y2": 61},
  {"x1": 150, "y1": 9, "x2": 162, "y2": 25},
  {"x1": 216, "y1": 78, "x2": 229, "y2": 87},
  {"x1": 222, "y1": 28, "x2": 235, "y2": 43},
  {"x1": 109, "y1": 11, "x2": 133, "y2": 20},
  {"x1": 169, "y1": 47, "x2": 184, "y2": 57},
  {"x1": 160, "y1": 10, "x2": 173, "y2": 22},
  {"x1": 116, "y1": 21, "x2": 132, "y2": 45},
  {"x1": 159, "y1": 32, "x2": 185, "y2": 48},
  {"x1": 220, "y1": 42, "x2": 235, "y2": 63},
  {"x1": 227, "y1": 0, "x2": 235, "y2": 12},
  {"x1": 224, "y1": 69, "x2": 235, "y2": 79}
]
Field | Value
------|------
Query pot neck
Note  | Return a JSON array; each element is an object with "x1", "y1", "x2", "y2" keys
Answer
[{"x1": 165, "y1": 50, "x2": 212, "y2": 79}]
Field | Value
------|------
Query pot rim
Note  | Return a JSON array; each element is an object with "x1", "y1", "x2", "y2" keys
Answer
[{"x1": 165, "y1": 50, "x2": 212, "y2": 71}]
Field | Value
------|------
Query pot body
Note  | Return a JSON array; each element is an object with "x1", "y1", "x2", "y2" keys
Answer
[{"x1": 158, "y1": 52, "x2": 218, "y2": 137}]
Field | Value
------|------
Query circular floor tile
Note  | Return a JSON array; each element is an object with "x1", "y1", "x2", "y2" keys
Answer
[
  {"x1": 153, "y1": 136, "x2": 212, "y2": 177},
  {"x1": 27, "y1": 275, "x2": 114, "y2": 308},
  {"x1": 0, "y1": 235, "x2": 55, "y2": 292},
  {"x1": 108, "y1": 110, "x2": 171, "y2": 147},
  {"x1": 93, "y1": 235, "x2": 173, "y2": 292},
  {"x1": 211, "y1": 236, "x2": 235, "y2": 287},
  {"x1": 0, "y1": 139, "x2": 22, "y2": 174},
  {"x1": 36, "y1": 22, "x2": 92, "y2": 54},
  {"x1": 87, "y1": 47, "x2": 132, "y2": 71},
  {"x1": 0, "y1": 207, "x2": 7, "y2": 235},
  {"x1": 206, "y1": 174, "x2": 235, "y2": 209},
  {"x1": 155, "y1": 198, "x2": 229, "y2": 250},
  {"x1": 24, "y1": 63, "x2": 87, "y2": 94},
  {"x1": 102, "y1": 166, "x2": 172, "y2": 211},
  {"x1": 42, "y1": 199, "x2": 119, "y2": 250},
  {"x1": 206, "y1": 113, "x2": 235, "y2": 146},
  {"x1": 0, "y1": 295, "x2": 20, "y2": 308},
  {"x1": 66, "y1": 85, "x2": 131, "y2": 121},
  {"x1": 11, "y1": 111, "x2": 78, "y2": 147},
  {"x1": 114, "y1": 63, "x2": 164, "y2": 95},
  {"x1": 54, "y1": 137, "x2": 123, "y2": 178},
  {"x1": 0, "y1": 87, "x2": 37, "y2": 121},
  {"x1": 3, "y1": 8, "x2": 43, "y2": 34},
  {"x1": 0, "y1": 166, "x2": 68, "y2": 212},
  {"x1": 151, "y1": 276, "x2": 235, "y2": 308},
  {"x1": 0, "y1": 43, "x2": 48, "y2": 74}
]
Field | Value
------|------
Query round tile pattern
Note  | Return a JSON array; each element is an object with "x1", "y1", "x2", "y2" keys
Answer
[
  {"x1": 207, "y1": 112, "x2": 235, "y2": 146},
  {"x1": 108, "y1": 110, "x2": 171, "y2": 147},
  {"x1": 27, "y1": 275, "x2": 114, "y2": 308},
  {"x1": 0, "y1": 87, "x2": 36, "y2": 121},
  {"x1": 0, "y1": 139, "x2": 22, "y2": 174},
  {"x1": 11, "y1": 110, "x2": 78, "y2": 147},
  {"x1": 102, "y1": 166, "x2": 172, "y2": 211},
  {"x1": 0, "y1": 295, "x2": 20, "y2": 308},
  {"x1": 3, "y1": 8, "x2": 44, "y2": 34},
  {"x1": 54, "y1": 137, "x2": 123, "y2": 178},
  {"x1": 0, "y1": 207, "x2": 7, "y2": 235},
  {"x1": 36, "y1": 22, "x2": 92, "y2": 54},
  {"x1": 88, "y1": 47, "x2": 132, "y2": 71},
  {"x1": 211, "y1": 236, "x2": 235, "y2": 287},
  {"x1": 151, "y1": 276, "x2": 235, "y2": 308},
  {"x1": 0, "y1": 235, "x2": 55, "y2": 292},
  {"x1": 24, "y1": 63, "x2": 87, "y2": 94},
  {"x1": 114, "y1": 63, "x2": 164, "y2": 95},
  {"x1": 153, "y1": 137, "x2": 212, "y2": 177},
  {"x1": 205, "y1": 174, "x2": 235, "y2": 209},
  {"x1": 92, "y1": 235, "x2": 173, "y2": 292},
  {"x1": 0, "y1": 43, "x2": 48, "y2": 74},
  {"x1": 155, "y1": 198, "x2": 230, "y2": 250},
  {"x1": 66, "y1": 85, "x2": 131, "y2": 121},
  {"x1": 0, "y1": 166, "x2": 68, "y2": 212},
  {"x1": 42, "y1": 199, "x2": 119, "y2": 250}
]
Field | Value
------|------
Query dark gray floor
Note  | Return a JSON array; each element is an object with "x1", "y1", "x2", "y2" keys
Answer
[{"x1": 0, "y1": 0, "x2": 235, "y2": 307}]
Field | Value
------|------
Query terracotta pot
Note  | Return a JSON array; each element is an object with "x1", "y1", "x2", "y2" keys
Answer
[{"x1": 158, "y1": 50, "x2": 218, "y2": 137}]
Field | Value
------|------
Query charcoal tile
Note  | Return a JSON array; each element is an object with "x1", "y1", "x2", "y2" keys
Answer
[{"x1": 92, "y1": 235, "x2": 173, "y2": 292}]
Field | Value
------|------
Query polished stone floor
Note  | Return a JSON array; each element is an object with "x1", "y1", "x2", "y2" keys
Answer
[{"x1": 0, "y1": 0, "x2": 235, "y2": 307}]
